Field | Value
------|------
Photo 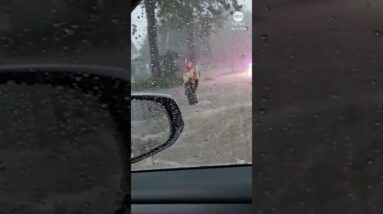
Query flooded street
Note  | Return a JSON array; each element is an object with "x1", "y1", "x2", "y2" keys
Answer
[{"x1": 132, "y1": 71, "x2": 252, "y2": 170}]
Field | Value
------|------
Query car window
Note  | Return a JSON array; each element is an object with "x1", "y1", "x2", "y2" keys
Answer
[
  {"x1": 0, "y1": 0, "x2": 129, "y2": 67},
  {"x1": 131, "y1": 0, "x2": 252, "y2": 170},
  {"x1": 253, "y1": 0, "x2": 383, "y2": 213},
  {"x1": 0, "y1": 0, "x2": 130, "y2": 212}
]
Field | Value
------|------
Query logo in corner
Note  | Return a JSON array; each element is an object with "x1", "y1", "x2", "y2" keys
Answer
[
  {"x1": 233, "y1": 11, "x2": 244, "y2": 22},
  {"x1": 231, "y1": 11, "x2": 247, "y2": 31}
]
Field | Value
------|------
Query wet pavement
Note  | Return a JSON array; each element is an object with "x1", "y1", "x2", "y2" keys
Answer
[{"x1": 132, "y1": 72, "x2": 252, "y2": 170}]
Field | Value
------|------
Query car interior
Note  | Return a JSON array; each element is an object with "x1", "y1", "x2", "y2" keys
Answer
[
  {"x1": 130, "y1": 0, "x2": 252, "y2": 213},
  {"x1": 132, "y1": 164, "x2": 252, "y2": 214}
]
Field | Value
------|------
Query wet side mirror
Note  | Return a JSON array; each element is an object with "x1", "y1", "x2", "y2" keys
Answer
[
  {"x1": 0, "y1": 65, "x2": 131, "y2": 213},
  {"x1": 131, "y1": 94, "x2": 184, "y2": 163}
]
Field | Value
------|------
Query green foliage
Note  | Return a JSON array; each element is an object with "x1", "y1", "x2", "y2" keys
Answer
[
  {"x1": 133, "y1": 48, "x2": 182, "y2": 90},
  {"x1": 156, "y1": 0, "x2": 243, "y2": 62},
  {"x1": 132, "y1": 74, "x2": 183, "y2": 91},
  {"x1": 157, "y1": 0, "x2": 243, "y2": 37},
  {"x1": 160, "y1": 50, "x2": 180, "y2": 75}
]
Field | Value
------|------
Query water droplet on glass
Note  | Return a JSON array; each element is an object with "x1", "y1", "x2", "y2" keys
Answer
[
  {"x1": 6, "y1": 80, "x2": 16, "y2": 86},
  {"x1": 0, "y1": 164, "x2": 7, "y2": 173},
  {"x1": 288, "y1": 33, "x2": 296, "y2": 39},
  {"x1": 257, "y1": 209, "x2": 264, "y2": 214},
  {"x1": 261, "y1": 34, "x2": 268, "y2": 41},
  {"x1": 64, "y1": 28, "x2": 74, "y2": 35},
  {"x1": 74, "y1": 76, "x2": 82, "y2": 81},
  {"x1": 373, "y1": 30, "x2": 382, "y2": 37},
  {"x1": 367, "y1": 159, "x2": 374, "y2": 165},
  {"x1": 258, "y1": 108, "x2": 266, "y2": 115}
]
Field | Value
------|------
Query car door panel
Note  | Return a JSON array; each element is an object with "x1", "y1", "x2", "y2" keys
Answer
[
  {"x1": 132, "y1": 204, "x2": 253, "y2": 214},
  {"x1": 131, "y1": 165, "x2": 252, "y2": 213}
]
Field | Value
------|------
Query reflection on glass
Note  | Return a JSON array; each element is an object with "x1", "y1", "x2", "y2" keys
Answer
[
  {"x1": 0, "y1": 84, "x2": 124, "y2": 213},
  {"x1": 131, "y1": 99, "x2": 171, "y2": 159}
]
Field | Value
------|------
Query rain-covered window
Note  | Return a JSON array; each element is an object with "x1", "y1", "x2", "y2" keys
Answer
[
  {"x1": 131, "y1": 0, "x2": 252, "y2": 170},
  {"x1": 253, "y1": 0, "x2": 383, "y2": 213},
  {"x1": 0, "y1": 84, "x2": 125, "y2": 213},
  {"x1": 0, "y1": 0, "x2": 129, "y2": 66}
]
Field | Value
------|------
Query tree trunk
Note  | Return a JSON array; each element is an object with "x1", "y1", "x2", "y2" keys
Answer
[
  {"x1": 165, "y1": 28, "x2": 170, "y2": 50},
  {"x1": 185, "y1": 8, "x2": 196, "y2": 63},
  {"x1": 144, "y1": 0, "x2": 162, "y2": 78},
  {"x1": 186, "y1": 27, "x2": 195, "y2": 62},
  {"x1": 199, "y1": 17, "x2": 211, "y2": 73}
]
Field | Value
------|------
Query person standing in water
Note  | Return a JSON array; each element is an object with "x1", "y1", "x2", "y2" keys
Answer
[{"x1": 183, "y1": 59, "x2": 199, "y2": 105}]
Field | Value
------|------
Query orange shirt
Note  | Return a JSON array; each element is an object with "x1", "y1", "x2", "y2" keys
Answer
[{"x1": 183, "y1": 67, "x2": 198, "y2": 83}]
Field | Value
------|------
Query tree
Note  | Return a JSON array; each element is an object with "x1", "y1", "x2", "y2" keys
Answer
[
  {"x1": 144, "y1": 0, "x2": 162, "y2": 78},
  {"x1": 157, "y1": 0, "x2": 243, "y2": 65},
  {"x1": 138, "y1": 34, "x2": 151, "y2": 65},
  {"x1": 160, "y1": 49, "x2": 180, "y2": 75}
]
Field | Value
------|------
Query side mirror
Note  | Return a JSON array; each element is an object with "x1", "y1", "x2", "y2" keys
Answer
[
  {"x1": 131, "y1": 93, "x2": 184, "y2": 163},
  {"x1": 0, "y1": 65, "x2": 131, "y2": 212}
]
